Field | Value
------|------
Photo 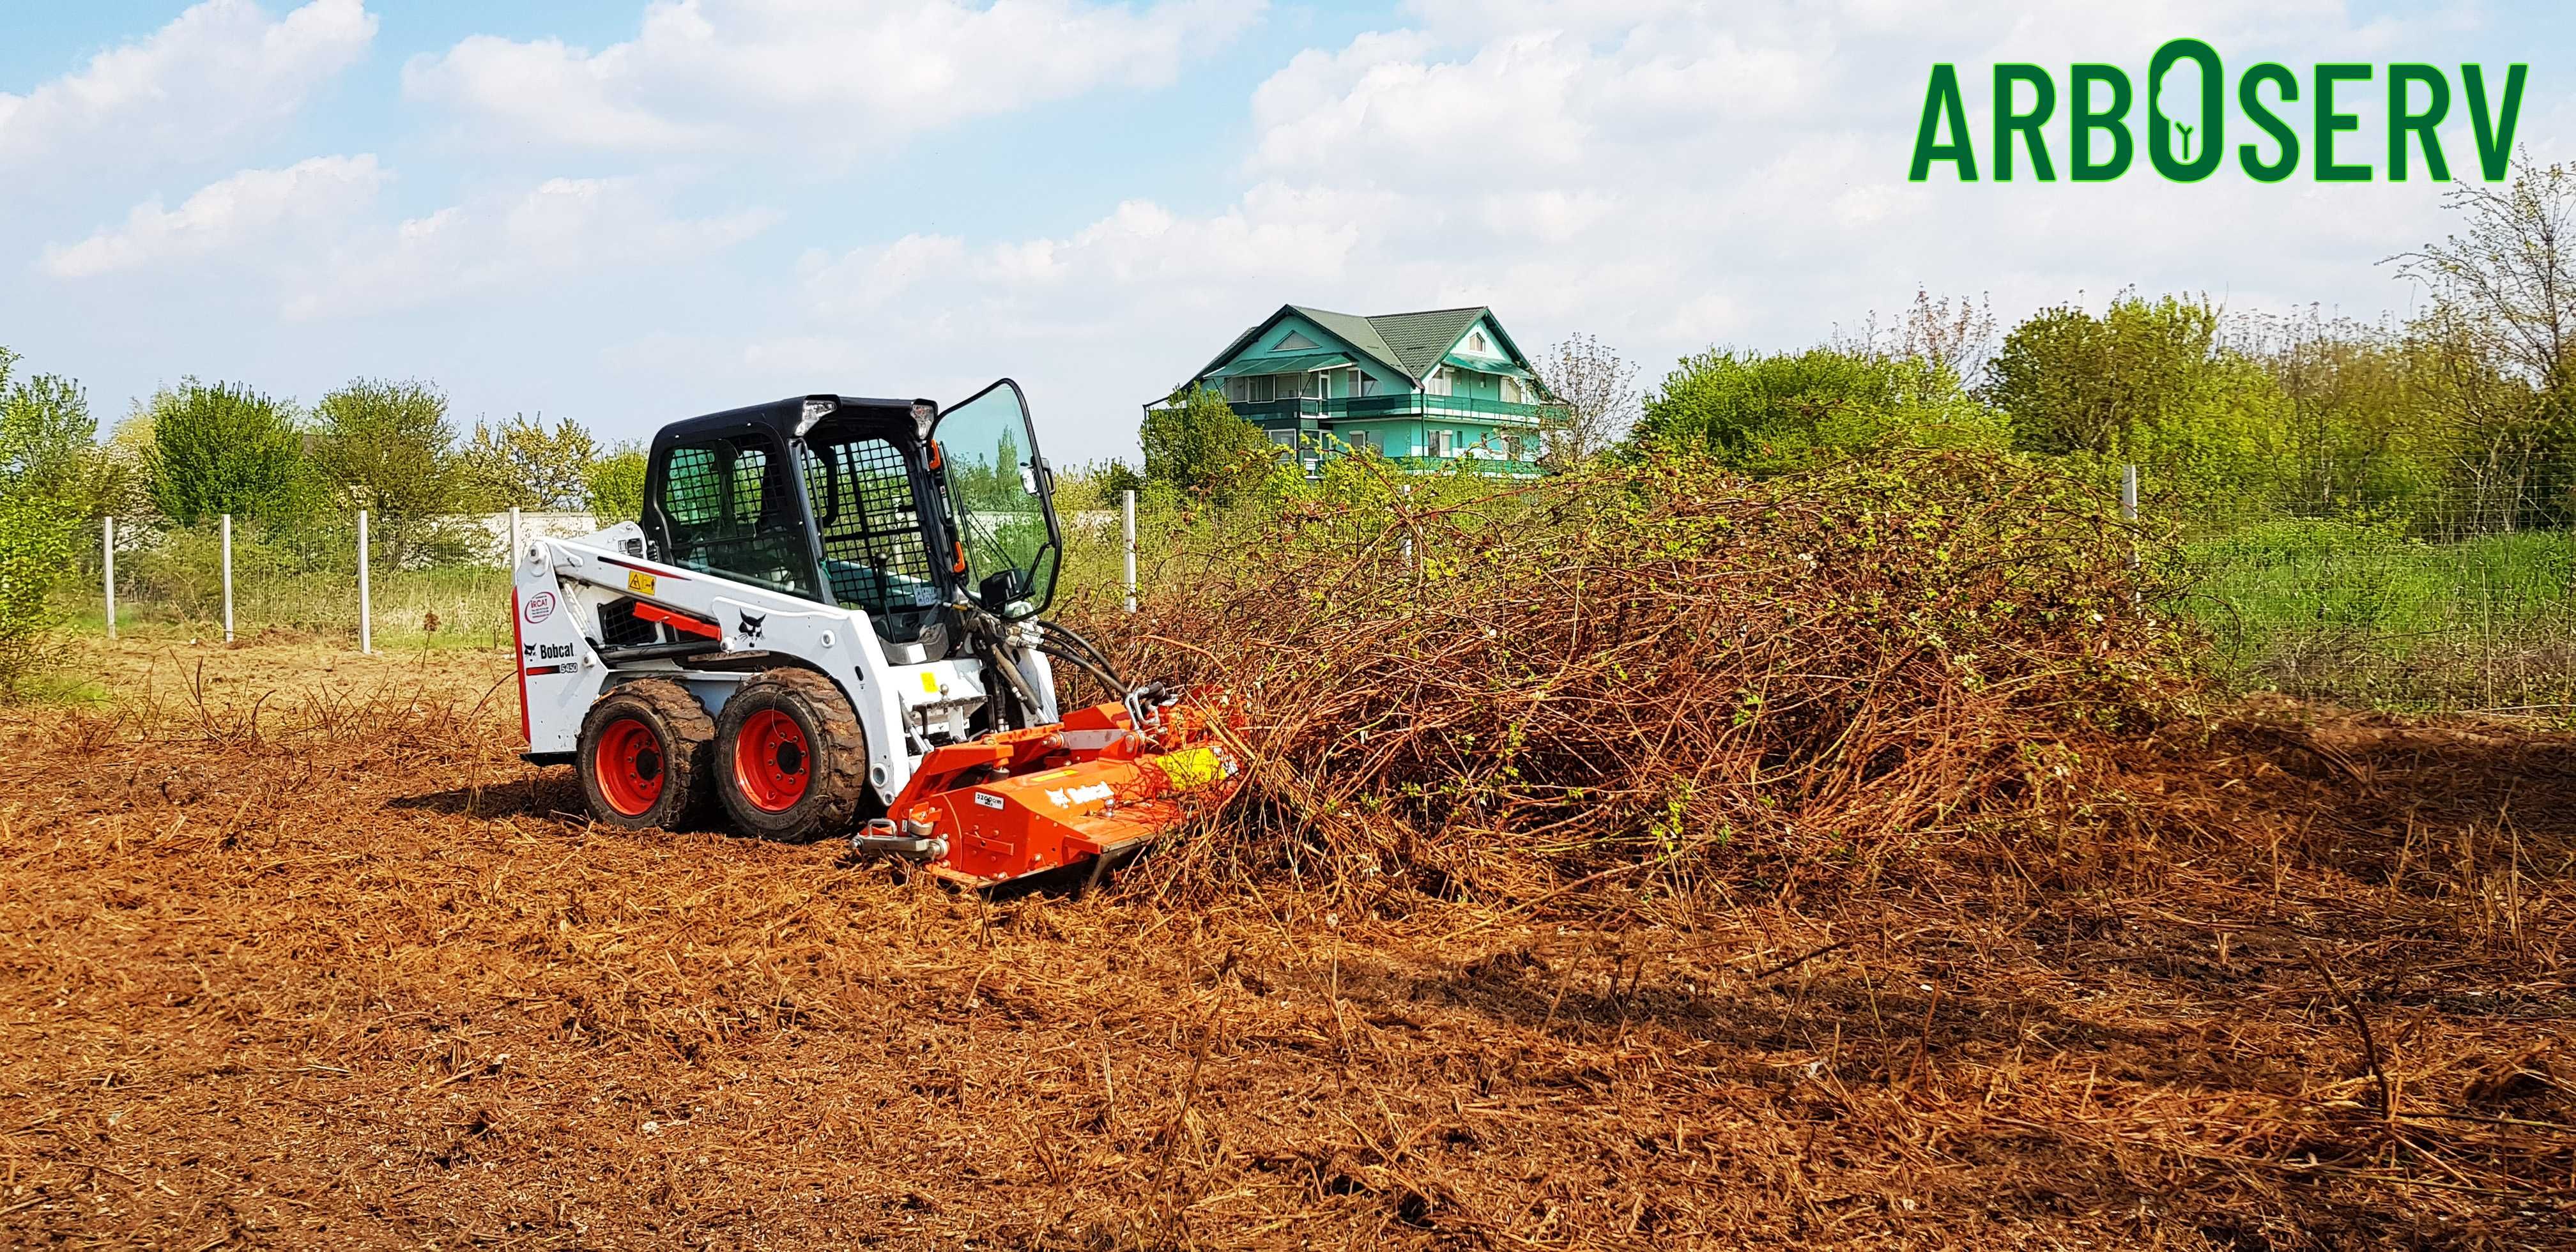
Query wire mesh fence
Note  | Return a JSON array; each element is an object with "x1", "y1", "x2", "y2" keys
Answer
[
  {"x1": 61, "y1": 470, "x2": 2576, "y2": 715},
  {"x1": 2166, "y1": 482, "x2": 2576, "y2": 712},
  {"x1": 74, "y1": 509, "x2": 599, "y2": 652}
]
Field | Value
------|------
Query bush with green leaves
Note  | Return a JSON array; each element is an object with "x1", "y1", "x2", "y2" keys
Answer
[
  {"x1": 143, "y1": 379, "x2": 313, "y2": 530},
  {"x1": 583, "y1": 445, "x2": 648, "y2": 521},
  {"x1": 461, "y1": 414, "x2": 597, "y2": 510},
  {"x1": 1140, "y1": 385, "x2": 1275, "y2": 502},
  {"x1": 0, "y1": 346, "x2": 101, "y2": 694},
  {"x1": 1632, "y1": 346, "x2": 2004, "y2": 472}
]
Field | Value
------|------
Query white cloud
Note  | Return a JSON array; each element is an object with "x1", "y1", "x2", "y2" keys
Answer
[
  {"x1": 40, "y1": 155, "x2": 387, "y2": 278},
  {"x1": 0, "y1": 0, "x2": 376, "y2": 167},
  {"x1": 402, "y1": 0, "x2": 1265, "y2": 155},
  {"x1": 287, "y1": 177, "x2": 779, "y2": 319},
  {"x1": 798, "y1": 185, "x2": 1367, "y2": 315}
]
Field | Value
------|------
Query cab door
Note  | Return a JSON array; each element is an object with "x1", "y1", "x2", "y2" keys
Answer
[{"x1": 933, "y1": 379, "x2": 1061, "y2": 618}]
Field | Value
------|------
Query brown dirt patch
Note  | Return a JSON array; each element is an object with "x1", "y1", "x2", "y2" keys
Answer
[{"x1": 0, "y1": 661, "x2": 2569, "y2": 1247}]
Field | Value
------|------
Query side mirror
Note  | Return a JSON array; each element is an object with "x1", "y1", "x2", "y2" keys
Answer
[{"x1": 977, "y1": 568, "x2": 1030, "y2": 613}]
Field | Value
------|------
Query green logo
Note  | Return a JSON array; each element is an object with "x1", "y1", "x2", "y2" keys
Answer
[{"x1": 1910, "y1": 41, "x2": 2527, "y2": 183}]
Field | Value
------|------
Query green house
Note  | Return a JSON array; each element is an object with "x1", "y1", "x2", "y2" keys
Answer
[{"x1": 1177, "y1": 303, "x2": 1554, "y2": 474}]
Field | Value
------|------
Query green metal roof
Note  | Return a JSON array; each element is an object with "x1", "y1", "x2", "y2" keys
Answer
[
  {"x1": 1288, "y1": 306, "x2": 1404, "y2": 376},
  {"x1": 1368, "y1": 308, "x2": 1489, "y2": 380},
  {"x1": 1441, "y1": 351, "x2": 1532, "y2": 379},
  {"x1": 1191, "y1": 303, "x2": 1538, "y2": 387},
  {"x1": 1206, "y1": 351, "x2": 1351, "y2": 378}
]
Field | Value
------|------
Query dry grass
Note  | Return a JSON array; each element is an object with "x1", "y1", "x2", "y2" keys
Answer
[{"x1": 0, "y1": 669, "x2": 2570, "y2": 1248}]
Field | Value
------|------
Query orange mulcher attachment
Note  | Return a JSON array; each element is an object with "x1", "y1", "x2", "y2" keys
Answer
[{"x1": 866, "y1": 688, "x2": 1241, "y2": 888}]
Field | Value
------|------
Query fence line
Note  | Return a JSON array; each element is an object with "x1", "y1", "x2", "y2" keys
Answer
[{"x1": 74, "y1": 473, "x2": 2576, "y2": 714}]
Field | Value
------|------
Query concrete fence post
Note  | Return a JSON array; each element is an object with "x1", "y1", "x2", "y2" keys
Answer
[
  {"x1": 1122, "y1": 489, "x2": 1137, "y2": 613},
  {"x1": 103, "y1": 515, "x2": 115, "y2": 641},
  {"x1": 357, "y1": 509, "x2": 372, "y2": 655},
  {"x1": 220, "y1": 514, "x2": 234, "y2": 643},
  {"x1": 2120, "y1": 464, "x2": 2139, "y2": 522},
  {"x1": 507, "y1": 505, "x2": 522, "y2": 569}
]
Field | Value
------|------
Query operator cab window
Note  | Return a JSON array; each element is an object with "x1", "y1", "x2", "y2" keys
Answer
[
  {"x1": 658, "y1": 433, "x2": 817, "y2": 599},
  {"x1": 798, "y1": 430, "x2": 945, "y2": 646}
]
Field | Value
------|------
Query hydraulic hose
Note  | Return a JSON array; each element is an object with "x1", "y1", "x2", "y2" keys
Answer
[
  {"x1": 1037, "y1": 643, "x2": 1128, "y2": 705},
  {"x1": 1037, "y1": 620, "x2": 1126, "y2": 689}
]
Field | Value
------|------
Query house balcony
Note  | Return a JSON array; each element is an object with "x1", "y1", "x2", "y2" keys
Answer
[{"x1": 1225, "y1": 393, "x2": 1556, "y2": 424}]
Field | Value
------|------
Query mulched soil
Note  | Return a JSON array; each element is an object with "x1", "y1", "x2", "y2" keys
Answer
[{"x1": 0, "y1": 662, "x2": 2570, "y2": 1249}]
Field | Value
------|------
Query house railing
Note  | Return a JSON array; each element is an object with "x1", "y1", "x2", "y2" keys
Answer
[{"x1": 1225, "y1": 393, "x2": 1557, "y2": 423}]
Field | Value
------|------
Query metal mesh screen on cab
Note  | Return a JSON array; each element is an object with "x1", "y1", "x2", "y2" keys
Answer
[{"x1": 801, "y1": 436, "x2": 940, "y2": 616}]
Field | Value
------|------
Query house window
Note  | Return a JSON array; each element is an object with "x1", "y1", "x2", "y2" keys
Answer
[
  {"x1": 1224, "y1": 377, "x2": 1245, "y2": 401},
  {"x1": 1343, "y1": 429, "x2": 1377, "y2": 455},
  {"x1": 1468, "y1": 331, "x2": 1488, "y2": 353},
  {"x1": 1426, "y1": 369, "x2": 1451, "y2": 397},
  {"x1": 1248, "y1": 375, "x2": 1274, "y2": 402},
  {"x1": 1430, "y1": 429, "x2": 1454, "y2": 457},
  {"x1": 1275, "y1": 331, "x2": 1319, "y2": 351},
  {"x1": 1501, "y1": 377, "x2": 1521, "y2": 404}
]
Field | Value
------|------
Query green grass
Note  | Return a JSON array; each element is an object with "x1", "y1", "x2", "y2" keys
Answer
[
  {"x1": 2177, "y1": 518, "x2": 2576, "y2": 710},
  {"x1": 57, "y1": 565, "x2": 517, "y2": 652}
]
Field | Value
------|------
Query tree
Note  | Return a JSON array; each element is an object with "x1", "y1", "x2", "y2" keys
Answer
[
  {"x1": 2392, "y1": 155, "x2": 2576, "y2": 388},
  {"x1": 1139, "y1": 385, "x2": 1273, "y2": 500},
  {"x1": 312, "y1": 379, "x2": 464, "y2": 562},
  {"x1": 142, "y1": 380, "x2": 309, "y2": 528},
  {"x1": 1634, "y1": 346, "x2": 2003, "y2": 472},
  {"x1": 1533, "y1": 333, "x2": 1638, "y2": 467},
  {"x1": 1836, "y1": 287, "x2": 1999, "y2": 381},
  {"x1": 584, "y1": 445, "x2": 648, "y2": 521},
  {"x1": 0, "y1": 347, "x2": 89, "y2": 694},
  {"x1": 1984, "y1": 294, "x2": 2286, "y2": 501},
  {"x1": 1, "y1": 365, "x2": 99, "y2": 503},
  {"x1": 2390, "y1": 155, "x2": 2576, "y2": 523},
  {"x1": 460, "y1": 414, "x2": 597, "y2": 510}
]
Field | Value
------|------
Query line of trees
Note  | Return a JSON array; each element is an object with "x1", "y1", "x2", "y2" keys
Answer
[
  {"x1": 1632, "y1": 158, "x2": 2576, "y2": 537},
  {"x1": 0, "y1": 363, "x2": 650, "y2": 688}
]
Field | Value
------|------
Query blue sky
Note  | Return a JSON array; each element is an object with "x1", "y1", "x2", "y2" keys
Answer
[{"x1": 2, "y1": 0, "x2": 2570, "y2": 463}]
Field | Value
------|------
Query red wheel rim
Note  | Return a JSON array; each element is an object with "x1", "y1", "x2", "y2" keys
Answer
[
  {"x1": 594, "y1": 716, "x2": 666, "y2": 816},
  {"x1": 733, "y1": 708, "x2": 811, "y2": 813}
]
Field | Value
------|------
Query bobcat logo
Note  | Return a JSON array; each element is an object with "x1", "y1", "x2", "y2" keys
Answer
[{"x1": 739, "y1": 612, "x2": 765, "y2": 641}]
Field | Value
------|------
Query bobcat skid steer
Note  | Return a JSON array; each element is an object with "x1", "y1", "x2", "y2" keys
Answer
[{"x1": 512, "y1": 381, "x2": 1234, "y2": 887}]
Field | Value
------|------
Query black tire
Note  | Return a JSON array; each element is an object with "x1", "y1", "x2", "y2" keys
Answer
[
  {"x1": 576, "y1": 679, "x2": 715, "y2": 831},
  {"x1": 712, "y1": 668, "x2": 871, "y2": 842}
]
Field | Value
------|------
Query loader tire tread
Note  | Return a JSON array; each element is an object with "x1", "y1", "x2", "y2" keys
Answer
[
  {"x1": 714, "y1": 668, "x2": 871, "y2": 842},
  {"x1": 576, "y1": 678, "x2": 716, "y2": 832}
]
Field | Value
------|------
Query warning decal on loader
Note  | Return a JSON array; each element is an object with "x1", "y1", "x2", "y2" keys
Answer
[{"x1": 627, "y1": 570, "x2": 657, "y2": 595}]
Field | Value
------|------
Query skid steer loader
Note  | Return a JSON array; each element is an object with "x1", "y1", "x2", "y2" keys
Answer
[{"x1": 512, "y1": 380, "x2": 1234, "y2": 887}]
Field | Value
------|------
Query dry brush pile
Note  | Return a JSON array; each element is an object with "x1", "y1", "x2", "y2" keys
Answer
[{"x1": 1091, "y1": 450, "x2": 2198, "y2": 906}]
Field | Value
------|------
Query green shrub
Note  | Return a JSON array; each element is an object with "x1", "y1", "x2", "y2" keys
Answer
[{"x1": 0, "y1": 494, "x2": 75, "y2": 693}]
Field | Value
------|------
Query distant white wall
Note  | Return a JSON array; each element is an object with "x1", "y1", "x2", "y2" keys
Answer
[{"x1": 471, "y1": 511, "x2": 599, "y2": 566}]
